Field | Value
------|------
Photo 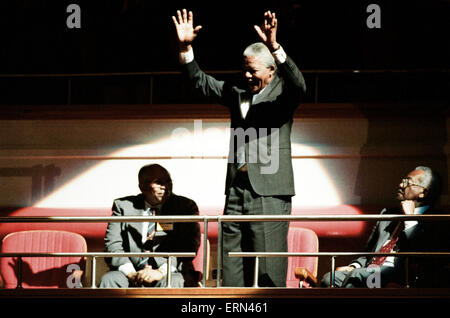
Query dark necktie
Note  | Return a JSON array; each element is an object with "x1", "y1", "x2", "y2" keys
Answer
[
  {"x1": 368, "y1": 222, "x2": 404, "y2": 267},
  {"x1": 146, "y1": 208, "x2": 156, "y2": 241}
]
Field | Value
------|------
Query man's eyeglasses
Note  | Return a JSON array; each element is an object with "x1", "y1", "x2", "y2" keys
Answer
[{"x1": 401, "y1": 178, "x2": 427, "y2": 189}]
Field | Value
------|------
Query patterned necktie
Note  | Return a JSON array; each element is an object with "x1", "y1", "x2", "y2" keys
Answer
[
  {"x1": 137, "y1": 208, "x2": 156, "y2": 270},
  {"x1": 146, "y1": 208, "x2": 156, "y2": 241},
  {"x1": 368, "y1": 222, "x2": 404, "y2": 267}
]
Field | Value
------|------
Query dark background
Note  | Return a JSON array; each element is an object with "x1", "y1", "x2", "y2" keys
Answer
[{"x1": 0, "y1": 0, "x2": 449, "y2": 74}]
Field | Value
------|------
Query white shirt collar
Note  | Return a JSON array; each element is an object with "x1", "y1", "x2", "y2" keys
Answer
[
  {"x1": 255, "y1": 86, "x2": 266, "y2": 96},
  {"x1": 404, "y1": 205, "x2": 430, "y2": 229},
  {"x1": 414, "y1": 205, "x2": 429, "y2": 215},
  {"x1": 251, "y1": 86, "x2": 266, "y2": 102}
]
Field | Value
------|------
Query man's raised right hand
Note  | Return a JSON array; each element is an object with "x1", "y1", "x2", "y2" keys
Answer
[{"x1": 172, "y1": 9, "x2": 202, "y2": 52}]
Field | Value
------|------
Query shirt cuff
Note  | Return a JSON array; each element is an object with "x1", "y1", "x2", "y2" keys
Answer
[
  {"x1": 179, "y1": 48, "x2": 194, "y2": 64},
  {"x1": 119, "y1": 262, "x2": 136, "y2": 276},
  {"x1": 349, "y1": 262, "x2": 362, "y2": 269},
  {"x1": 157, "y1": 263, "x2": 178, "y2": 277},
  {"x1": 272, "y1": 45, "x2": 287, "y2": 64}
]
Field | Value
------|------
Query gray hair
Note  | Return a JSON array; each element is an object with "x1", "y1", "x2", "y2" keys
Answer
[
  {"x1": 243, "y1": 42, "x2": 276, "y2": 68},
  {"x1": 415, "y1": 165, "x2": 441, "y2": 204},
  {"x1": 415, "y1": 166, "x2": 433, "y2": 189}
]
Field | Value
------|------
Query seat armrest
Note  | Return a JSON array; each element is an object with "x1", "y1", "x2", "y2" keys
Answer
[{"x1": 294, "y1": 267, "x2": 318, "y2": 287}]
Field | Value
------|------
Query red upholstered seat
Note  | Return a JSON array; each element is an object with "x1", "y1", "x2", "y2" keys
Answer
[
  {"x1": 0, "y1": 230, "x2": 87, "y2": 289},
  {"x1": 191, "y1": 233, "x2": 210, "y2": 286},
  {"x1": 286, "y1": 227, "x2": 319, "y2": 288}
]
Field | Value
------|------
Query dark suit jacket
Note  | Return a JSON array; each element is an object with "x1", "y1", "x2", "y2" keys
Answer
[
  {"x1": 104, "y1": 193, "x2": 200, "y2": 273},
  {"x1": 352, "y1": 206, "x2": 443, "y2": 286},
  {"x1": 184, "y1": 55, "x2": 306, "y2": 196}
]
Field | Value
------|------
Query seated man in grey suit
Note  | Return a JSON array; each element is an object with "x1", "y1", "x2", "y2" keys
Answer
[
  {"x1": 321, "y1": 166, "x2": 443, "y2": 288},
  {"x1": 99, "y1": 164, "x2": 201, "y2": 288}
]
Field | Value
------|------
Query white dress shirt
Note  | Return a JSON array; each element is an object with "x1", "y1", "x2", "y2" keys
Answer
[{"x1": 118, "y1": 201, "x2": 176, "y2": 277}]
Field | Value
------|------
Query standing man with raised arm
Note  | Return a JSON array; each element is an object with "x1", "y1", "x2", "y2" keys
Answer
[{"x1": 172, "y1": 9, "x2": 306, "y2": 287}]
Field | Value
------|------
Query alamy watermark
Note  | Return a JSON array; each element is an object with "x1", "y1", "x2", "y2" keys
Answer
[
  {"x1": 66, "y1": 4, "x2": 81, "y2": 29},
  {"x1": 171, "y1": 120, "x2": 280, "y2": 175},
  {"x1": 366, "y1": 265, "x2": 381, "y2": 288},
  {"x1": 366, "y1": 4, "x2": 381, "y2": 29},
  {"x1": 66, "y1": 264, "x2": 82, "y2": 288}
]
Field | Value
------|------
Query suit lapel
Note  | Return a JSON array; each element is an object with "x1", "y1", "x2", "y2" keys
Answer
[
  {"x1": 128, "y1": 195, "x2": 147, "y2": 237},
  {"x1": 252, "y1": 74, "x2": 280, "y2": 105},
  {"x1": 376, "y1": 208, "x2": 401, "y2": 251},
  {"x1": 376, "y1": 223, "x2": 394, "y2": 251},
  {"x1": 376, "y1": 205, "x2": 431, "y2": 251}
]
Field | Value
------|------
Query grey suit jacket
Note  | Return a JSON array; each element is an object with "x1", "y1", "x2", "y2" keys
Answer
[
  {"x1": 104, "y1": 193, "x2": 200, "y2": 272},
  {"x1": 184, "y1": 54, "x2": 306, "y2": 196}
]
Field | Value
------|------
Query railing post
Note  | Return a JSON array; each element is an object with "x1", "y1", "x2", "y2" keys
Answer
[
  {"x1": 253, "y1": 256, "x2": 259, "y2": 288},
  {"x1": 202, "y1": 217, "x2": 208, "y2": 288},
  {"x1": 167, "y1": 256, "x2": 172, "y2": 288},
  {"x1": 330, "y1": 256, "x2": 336, "y2": 288},
  {"x1": 217, "y1": 217, "x2": 222, "y2": 287},
  {"x1": 91, "y1": 256, "x2": 97, "y2": 288}
]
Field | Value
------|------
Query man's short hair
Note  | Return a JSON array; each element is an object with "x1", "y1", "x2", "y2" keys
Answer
[
  {"x1": 415, "y1": 165, "x2": 441, "y2": 205},
  {"x1": 138, "y1": 164, "x2": 173, "y2": 195},
  {"x1": 243, "y1": 42, "x2": 276, "y2": 68}
]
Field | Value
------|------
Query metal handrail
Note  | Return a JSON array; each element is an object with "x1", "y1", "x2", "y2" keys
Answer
[
  {"x1": 1, "y1": 214, "x2": 449, "y2": 288},
  {"x1": 215, "y1": 214, "x2": 450, "y2": 287},
  {"x1": 0, "y1": 154, "x2": 446, "y2": 161},
  {"x1": 229, "y1": 252, "x2": 450, "y2": 257},
  {"x1": 218, "y1": 214, "x2": 450, "y2": 221},
  {"x1": 1, "y1": 214, "x2": 450, "y2": 223},
  {"x1": 0, "y1": 215, "x2": 212, "y2": 288},
  {"x1": 228, "y1": 251, "x2": 450, "y2": 288},
  {"x1": 0, "y1": 252, "x2": 196, "y2": 257},
  {"x1": 0, "y1": 216, "x2": 210, "y2": 223},
  {"x1": 0, "y1": 251, "x2": 195, "y2": 289}
]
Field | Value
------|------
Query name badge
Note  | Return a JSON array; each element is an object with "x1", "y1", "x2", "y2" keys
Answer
[{"x1": 157, "y1": 223, "x2": 174, "y2": 231}]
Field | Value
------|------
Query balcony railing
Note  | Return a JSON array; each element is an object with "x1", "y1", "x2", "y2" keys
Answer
[{"x1": 1, "y1": 214, "x2": 449, "y2": 289}]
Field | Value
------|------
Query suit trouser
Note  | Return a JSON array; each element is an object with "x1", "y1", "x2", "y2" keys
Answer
[
  {"x1": 99, "y1": 271, "x2": 184, "y2": 288},
  {"x1": 222, "y1": 171, "x2": 291, "y2": 287},
  {"x1": 320, "y1": 266, "x2": 397, "y2": 288},
  {"x1": 99, "y1": 270, "x2": 184, "y2": 288}
]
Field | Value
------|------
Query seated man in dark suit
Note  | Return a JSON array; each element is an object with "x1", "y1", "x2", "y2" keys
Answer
[
  {"x1": 321, "y1": 165, "x2": 443, "y2": 288},
  {"x1": 99, "y1": 164, "x2": 201, "y2": 288}
]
